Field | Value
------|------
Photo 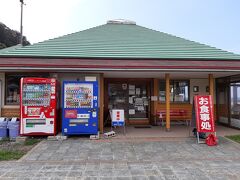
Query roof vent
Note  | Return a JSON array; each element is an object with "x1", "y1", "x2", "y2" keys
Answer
[{"x1": 107, "y1": 19, "x2": 136, "y2": 25}]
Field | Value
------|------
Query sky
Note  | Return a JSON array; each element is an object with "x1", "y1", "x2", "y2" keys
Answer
[{"x1": 0, "y1": 0, "x2": 240, "y2": 54}]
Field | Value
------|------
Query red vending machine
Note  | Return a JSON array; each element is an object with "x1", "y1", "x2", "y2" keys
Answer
[{"x1": 20, "y1": 77, "x2": 57, "y2": 136}]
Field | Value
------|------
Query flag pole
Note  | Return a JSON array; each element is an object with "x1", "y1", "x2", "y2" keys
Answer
[{"x1": 20, "y1": 0, "x2": 24, "y2": 45}]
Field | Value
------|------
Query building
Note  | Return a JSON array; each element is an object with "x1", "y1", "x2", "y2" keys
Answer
[{"x1": 0, "y1": 19, "x2": 240, "y2": 132}]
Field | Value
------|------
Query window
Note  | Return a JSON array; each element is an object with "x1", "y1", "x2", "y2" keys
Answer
[
  {"x1": 5, "y1": 73, "x2": 49, "y2": 105},
  {"x1": 159, "y1": 80, "x2": 189, "y2": 103}
]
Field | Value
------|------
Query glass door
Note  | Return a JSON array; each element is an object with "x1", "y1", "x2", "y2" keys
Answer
[
  {"x1": 216, "y1": 79, "x2": 230, "y2": 125},
  {"x1": 230, "y1": 82, "x2": 240, "y2": 128},
  {"x1": 107, "y1": 82, "x2": 150, "y2": 121},
  {"x1": 128, "y1": 84, "x2": 149, "y2": 119},
  {"x1": 108, "y1": 83, "x2": 129, "y2": 119}
]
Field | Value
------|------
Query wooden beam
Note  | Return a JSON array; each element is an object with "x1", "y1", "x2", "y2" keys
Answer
[
  {"x1": 165, "y1": 74, "x2": 170, "y2": 131},
  {"x1": 99, "y1": 74, "x2": 104, "y2": 133}
]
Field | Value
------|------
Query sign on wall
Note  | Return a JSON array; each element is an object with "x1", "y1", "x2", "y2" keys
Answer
[
  {"x1": 111, "y1": 109, "x2": 125, "y2": 126},
  {"x1": 194, "y1": 95, "x2": 215, "y2": 133}
]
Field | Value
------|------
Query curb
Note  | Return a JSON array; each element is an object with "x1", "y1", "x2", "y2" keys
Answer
[
  {"x1": 221, "y1": 136, "x2": 240, "y2": 149},
  {"x1": 17, "y1": 139, "x2": 45, "y2": 162}
]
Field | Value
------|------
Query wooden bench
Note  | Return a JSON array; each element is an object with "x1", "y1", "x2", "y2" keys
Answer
[{"x1": 156, "y1": 109, "x2": 190, "y2": 126}]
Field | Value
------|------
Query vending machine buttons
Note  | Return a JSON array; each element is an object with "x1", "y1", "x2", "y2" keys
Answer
[{"x1": 92, "y1": 112, "x2": 96, "y2": 117}]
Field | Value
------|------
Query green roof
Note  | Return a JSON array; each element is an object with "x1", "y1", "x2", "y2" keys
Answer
[
  {"x1": 0, "y1": 44, "x2": 22, "y2": 53},
  {"x1": 0, "y1": 22, "x2": 240, "y2": 60}
]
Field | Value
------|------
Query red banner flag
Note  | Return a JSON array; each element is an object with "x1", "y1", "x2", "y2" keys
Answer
[{"x1": 194, "y1": 95, "x2": 215, "y2": 133}]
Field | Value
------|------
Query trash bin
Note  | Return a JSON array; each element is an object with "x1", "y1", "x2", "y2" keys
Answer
[
  {"x1": 0, "y1": 118, "x2": 8, "y2": 139},
  {"x1": 7, "y1": 117, "x2": 20, "y2": 139}
]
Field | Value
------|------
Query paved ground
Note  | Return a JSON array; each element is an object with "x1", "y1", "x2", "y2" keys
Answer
[
  {"x1": 0, "y1": 136, "x2": 240, "y2": 180},
  {"x1": 106, "y1": 125, "x2": 240, "y2": 138}
]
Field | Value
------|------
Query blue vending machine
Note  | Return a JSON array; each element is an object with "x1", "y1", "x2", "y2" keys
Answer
[{"x1": 62, "y1": 81, "x2": 98, "y2": 135}]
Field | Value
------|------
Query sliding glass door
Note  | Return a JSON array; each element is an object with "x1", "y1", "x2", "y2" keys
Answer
[
  {"x1": 217, "y1": 75, "x2": 240, "y2": 128},
  {"x1": 230, "y1": 82, "x2": 240, "y2": 128}
]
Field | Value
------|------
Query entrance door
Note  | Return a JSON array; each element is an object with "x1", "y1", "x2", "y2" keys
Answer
[
  {"x1": 128, "y1": 83, "x2": 149, "y2": 120},
  {"x1": 108, "y1": 83, "x2": 129, "y2": 120},
  {"x1": 106, "y1": 79, "x2": 150, "y2": 125}
]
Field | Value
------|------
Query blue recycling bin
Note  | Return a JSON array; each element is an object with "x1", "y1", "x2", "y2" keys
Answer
[
  {"x1": 0, "y1": 118, "x2": 8, "y2": 139},
  {"x1": 7, "y1": 118, "x2": 20, "y2": 139}
]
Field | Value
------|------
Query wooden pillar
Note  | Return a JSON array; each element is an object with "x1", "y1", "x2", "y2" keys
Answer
[
  {"x1": 153, "y1": 79, "x2": 159, "y2": 114},
  {"x1": 208, "y1": 74, "x2": 215, "y2": 120},
  {"x1": 208, "y1": 74, "x2": 214, "y2": 99},
  {"x1": 153, "y1": 79, "x2": 159, "y2": 124},
  {"x1": 165, "y1": 74, "x2": 170, "y2": 131},
  {"x1": 99, "y1": 74, "x2": 104, "y2": 133}
]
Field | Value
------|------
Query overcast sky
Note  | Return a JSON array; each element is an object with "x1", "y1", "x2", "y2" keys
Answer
[{"x1": 0, "y1": 0, "x2": 240, "y2": 54}]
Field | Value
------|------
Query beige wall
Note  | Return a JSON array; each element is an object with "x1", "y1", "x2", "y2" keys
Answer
[{"x1": 190, "y1": 78, "x2": 209, "y2": 103}]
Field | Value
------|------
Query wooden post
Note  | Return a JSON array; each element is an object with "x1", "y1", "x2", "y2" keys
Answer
[
  {"x1": 165, "y1": 74, "x2": 170, "y2": 131},
  {"x1": 99, "y1": 74, "x2": 104, "y2": 133},
  {"x1": 153, "y1": 79, "x2": 159, "y2": 124},
  {"x1": 208, "y1": 74, "x2": 214, "y2": 120},
  {"x1": 208, "y1": 74, "x2": 214, "y2": 98}
]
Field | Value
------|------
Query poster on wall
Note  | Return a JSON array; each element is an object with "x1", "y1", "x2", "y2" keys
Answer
[
  {"x1": 129, "y1": 97, "x2": 133, "y2": 104},
  {"x1": 129, "y1": 109, "x2": 135, "y2": 115},
  {"x1": 136, "y1": 88, "x2": 141, "y2": 95},
  {"x1": 129, "y1": 85, "x2": 135, "y2": 89},
  {"x1": 194, "y1": 95, "x2": 215, "y2": 133},
  {"x1": 129, "y1": 89, "x2": 135, "y2": 95},
  {"x1": 151, "y1": 96, "x2": 158, "y2": 101}
]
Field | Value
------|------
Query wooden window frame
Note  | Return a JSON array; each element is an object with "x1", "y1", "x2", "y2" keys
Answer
[
  {"x1": 159, "y1": 79, "x2": 190, "y2": 104},
  {"x1": 5, "y1": 73, "x2": 49, "y2": 105}
]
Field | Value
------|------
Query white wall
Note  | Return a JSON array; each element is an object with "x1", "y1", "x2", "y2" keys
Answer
[{"x1": 190, "y1": 78, "x2": 210, "y2": 104}]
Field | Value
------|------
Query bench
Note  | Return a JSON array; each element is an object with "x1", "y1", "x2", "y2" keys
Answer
[{"x1": 156, "y1": 109, "x2": 190, "y2": 126}]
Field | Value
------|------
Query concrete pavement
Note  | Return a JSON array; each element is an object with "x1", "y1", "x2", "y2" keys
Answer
[{"x1": 0, "y1": 136, "x2": 239, "y2": 179}]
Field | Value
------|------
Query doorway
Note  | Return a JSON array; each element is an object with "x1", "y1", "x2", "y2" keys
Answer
[{"x1": 104, "y1": 78, "x2": 151, "y2": 125}]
